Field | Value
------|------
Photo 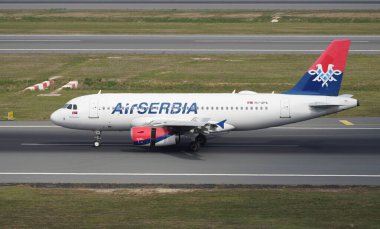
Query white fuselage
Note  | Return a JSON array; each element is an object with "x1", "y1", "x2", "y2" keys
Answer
[{"x1": 50, "y1": 92, "x2": 358, "y2": 131}]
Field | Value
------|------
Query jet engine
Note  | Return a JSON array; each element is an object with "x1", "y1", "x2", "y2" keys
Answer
[{"x1": 131, "y1": 127, "x2": 179, "y2": 147}]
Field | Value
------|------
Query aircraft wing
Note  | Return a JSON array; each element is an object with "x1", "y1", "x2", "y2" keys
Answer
[{"x1": 131, "y1": 117, "x2": 234, "y2": 132}]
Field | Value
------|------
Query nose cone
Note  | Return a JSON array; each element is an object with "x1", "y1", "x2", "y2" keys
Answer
[{"x1": 50, "y1": 109, "x2": 62, "y2": 126}]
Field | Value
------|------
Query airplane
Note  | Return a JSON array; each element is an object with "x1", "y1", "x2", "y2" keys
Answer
[{"x1": 50, "y1": 40, "x2": 358, "y2": 152}]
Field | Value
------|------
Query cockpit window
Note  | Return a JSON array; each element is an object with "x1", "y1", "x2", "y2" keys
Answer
[
  {"x1": 73, "y1": 104, "x2": 77, "y2": 110},
  {"x1": 67, "y1": 104, "x2": 72, "y2": 109}
]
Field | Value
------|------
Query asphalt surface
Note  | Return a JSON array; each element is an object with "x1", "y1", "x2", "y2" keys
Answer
[
  {"x1": 0, "y1": 117, "x2": 380, "y2": 185},
  {"x1": 1, "y1": 35, "x2": 380, "y2": 54},
  {"x1": 1, "y1": 0, "x2": 380, "y2": 10}
]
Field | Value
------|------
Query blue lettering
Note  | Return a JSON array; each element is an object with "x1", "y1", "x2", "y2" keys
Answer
[
  {"x1": 113, "y1": 102, "x2": 198, "y2": 115},
  {"x1": 171, "y1": 102, "x2": 182, "y2": 114},
  {"x1": 182, "y1": 103, "x2": 188, "y2": 114},
  {"x1": 159, "y1": 103, "x2": 170, "y2": 114},
  {"x1": 149, "y1": 102, "x2": 159, "y2": 114},
  {"x1": 124, "y1": 103, "x2": 129, "y2": 114},
  {"x1": 130, "y1": 104, "x2": 138, "y2": 114},
  {"x1": 187, "y1": 103, "x2": 198, "y2": 114},
  {"x1": 112, "y1": 103, "x2": 123, "y2": 114},
  {"x1": 138, "y1": 102, "x2": 149, "y2": 114}
]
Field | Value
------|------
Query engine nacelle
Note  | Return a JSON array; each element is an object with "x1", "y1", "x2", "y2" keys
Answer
[{"x1": 131, "y1": 127, "x2": 178, "y2": 147}]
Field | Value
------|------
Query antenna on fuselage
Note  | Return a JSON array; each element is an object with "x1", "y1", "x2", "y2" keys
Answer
[
  {"x1": 98, "y1": 90, "x2": 102, "y2": 94},
  {"x1": 232, "y1": 90, "x2": 236, "y2": 94}
]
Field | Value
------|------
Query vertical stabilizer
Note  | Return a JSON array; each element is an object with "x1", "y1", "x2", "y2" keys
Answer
[{"x1": 283, "y1": 40, "x2": 351, "y2": 96}]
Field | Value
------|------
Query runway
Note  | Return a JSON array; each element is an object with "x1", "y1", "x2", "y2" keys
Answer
[
  {"x1": 1, "y1": 117, "x2": 380, "y2": 185},
  {"x1": 1, "y1": 0, "x2": 380, "y2": 10},
  {"x1": 1, "y1": 35, "x2": 380, "y2": 54}
]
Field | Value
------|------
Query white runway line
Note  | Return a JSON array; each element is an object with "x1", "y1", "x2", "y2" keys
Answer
[
  {"x1": 0, "y1": 126, "x2": 60, "y2": 128},
  {"x1": 20, "y1": 143, "x2": 299, "y2": 147},
  {"x1": 0, "y1": 49, "x2": 379, "y2": 52},
  {"x1": 276, "y1": 127, "x2": 380, "y2": 130},
  {"x1": 21, "y1": 143, "x2": 133, "y2": 146},
  {"x1": 1, "y1": 34, "x2": 380, "y2": 38},
  {"x1": 0, "y1": 172, "x2": 380, "y2": 177},
  {"x1": 195, "y1": 40, "x2": 369, "y2": 43},
  {"x1": 1, "y1": 126, "x2": 379, "y2": 129},
  {"x1": 0, "y1": 40, "x2": 81, "y2": 42}
]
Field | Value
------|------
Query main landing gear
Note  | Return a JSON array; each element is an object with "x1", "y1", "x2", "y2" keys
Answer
[
  {"x1": 93, "y1": 130, "x2": 101, "y2": 147},
  {"x1": 188, "y1": 134, "x2": 207, "y2": 152}
]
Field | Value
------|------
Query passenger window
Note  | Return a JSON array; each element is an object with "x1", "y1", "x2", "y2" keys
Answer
[
  {"x1": 67, "y1": 104, "x2": 72, "y2": 110},
  {"x1": 73, "y1": 104, "x2": 77, "y2": 110}
]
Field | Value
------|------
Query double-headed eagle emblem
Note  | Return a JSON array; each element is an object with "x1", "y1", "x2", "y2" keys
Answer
[{"x1": 308, "y1": 64, "x2": 342, "y2": 87}]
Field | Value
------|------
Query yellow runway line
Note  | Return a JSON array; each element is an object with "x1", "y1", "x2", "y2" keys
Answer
[{"x1": 339, "y1": 120, "x2": 354, "y2": 126}]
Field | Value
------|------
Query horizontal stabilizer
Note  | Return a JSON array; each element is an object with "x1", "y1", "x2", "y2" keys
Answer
[{"x1": 309, "y1": 102, "x2": 345, "y2": 108}]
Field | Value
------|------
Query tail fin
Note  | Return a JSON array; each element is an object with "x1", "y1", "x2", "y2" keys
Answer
[{"x1": 283, "y1": 40, "x2": 351, "y2": 96}]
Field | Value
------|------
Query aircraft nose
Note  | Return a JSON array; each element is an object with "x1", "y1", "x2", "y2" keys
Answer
[{"x1": 50, "y1": 109, "x2": 63, "y2": 126}]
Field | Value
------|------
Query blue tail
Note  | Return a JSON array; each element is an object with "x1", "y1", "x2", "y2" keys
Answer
[{"x1": 283, "y1": 40, "x2": 351, "y2": 96}]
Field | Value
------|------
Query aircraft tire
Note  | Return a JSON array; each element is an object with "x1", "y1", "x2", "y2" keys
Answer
[
  {"x1": 196, "y1": 134, "x2": 207, "y2": 146},
  {"x1": 189, "y1": 141, "x2": 201, "y2": 152}
]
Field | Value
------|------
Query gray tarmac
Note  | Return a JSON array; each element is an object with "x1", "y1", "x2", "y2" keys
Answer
[
  {"x1": 1, "y1": 35, "x2": 379, "y2": 54},
  {"x1": 0, "y1": 117, "x2": 380, "y2": 185},
  {"x1": 1, "y1": 0, "x2": 380, "y2": 10}
]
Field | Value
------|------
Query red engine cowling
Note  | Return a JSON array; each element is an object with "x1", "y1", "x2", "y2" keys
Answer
[{"x1": 131, "y1": 127, "x2": 178, "y2": 147}]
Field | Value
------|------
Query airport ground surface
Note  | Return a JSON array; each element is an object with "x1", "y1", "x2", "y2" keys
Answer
[
  {"x1": 1, "y1": 35, "x2": 379, "y2": 54},
  {"x1": 1, "y1": 0, "x2": 380, "y2": 10},
  {"x1": 0, "y1": 117, "x2": 379, "y2": 185}
]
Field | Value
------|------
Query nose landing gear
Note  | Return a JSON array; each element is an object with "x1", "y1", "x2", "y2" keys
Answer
[{"x1": 93, "y1": 130, "x2": 101, "y2": 147}]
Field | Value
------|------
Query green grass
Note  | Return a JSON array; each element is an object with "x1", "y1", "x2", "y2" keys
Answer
[
  {"x1": 0, "y1": 186, "x2": 379, "y2": 228},
  {"x1": 0, "y1": 53, "x2": 379, "y2": 120},
  {"x1": 1, "y1": 10, "x2": 380, "y2": 34}
]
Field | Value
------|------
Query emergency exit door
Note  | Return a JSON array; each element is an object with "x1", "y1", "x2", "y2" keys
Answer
[
  {"x1": 89, "y1": 99, "x2": 99, "y2": 118},
  {"x1": 280, "y1": 99, "x2": 290, "y2": 118}
]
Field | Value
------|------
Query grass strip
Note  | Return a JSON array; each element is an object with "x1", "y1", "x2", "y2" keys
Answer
[
  {"x1": 0, "y1": 186, "x2": 379, "y2": 228},
  {"x1": 0, "y1": 10, "x2": 380, "y2": 34},
  {"x1": 0, "y1": 53, "x2": 378, "y2": 120}
]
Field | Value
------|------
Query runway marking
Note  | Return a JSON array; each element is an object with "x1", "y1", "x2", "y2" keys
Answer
[
  {"x1": 21, "y1": 143, "x2": 133, "y2": 146},
  {"x1": 276, "y1": 127, "x2": 380, "y2": 130},
  {"x1": 1, "y1": 126, "x2": 379, "y2": 130},
  {"x1": 195, "y1": 40, "x2": 369, "y2": 43},
  {"x1": 339, "y1": 120, "x2": 354, "y2": 126},
  {"x1": 20, "y1": 143, "x2": 299, "y2": 147},
  {"x1": 0, "y1": 39, "x2": 81, "y2": 42},
  {"x1": 0, "y1": 49, "x2": 379, "y2": 53},
  {"x1": 0, "y1": 172, "x2": 380, "y2": 178},
  {"x1": 1, "y1": 35, "x2": 380, "y2": 38},
  {"x1": 0, "y1": 126, "x2": 59, "y2": 128}
]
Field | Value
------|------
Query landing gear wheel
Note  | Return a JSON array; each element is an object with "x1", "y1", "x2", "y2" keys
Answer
[
  {"x1": 93, "y1": 141, "x2": 100, "y2": 147},
  {"x1": 196, "y1": 134, "x2": 207, "y2": 146},
  {"x1": 189, "y1": 141, "x2": 201, "y2": 152},
  {"x1": 93, "y1": 130, "x2": 101, "y2": 147}
]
